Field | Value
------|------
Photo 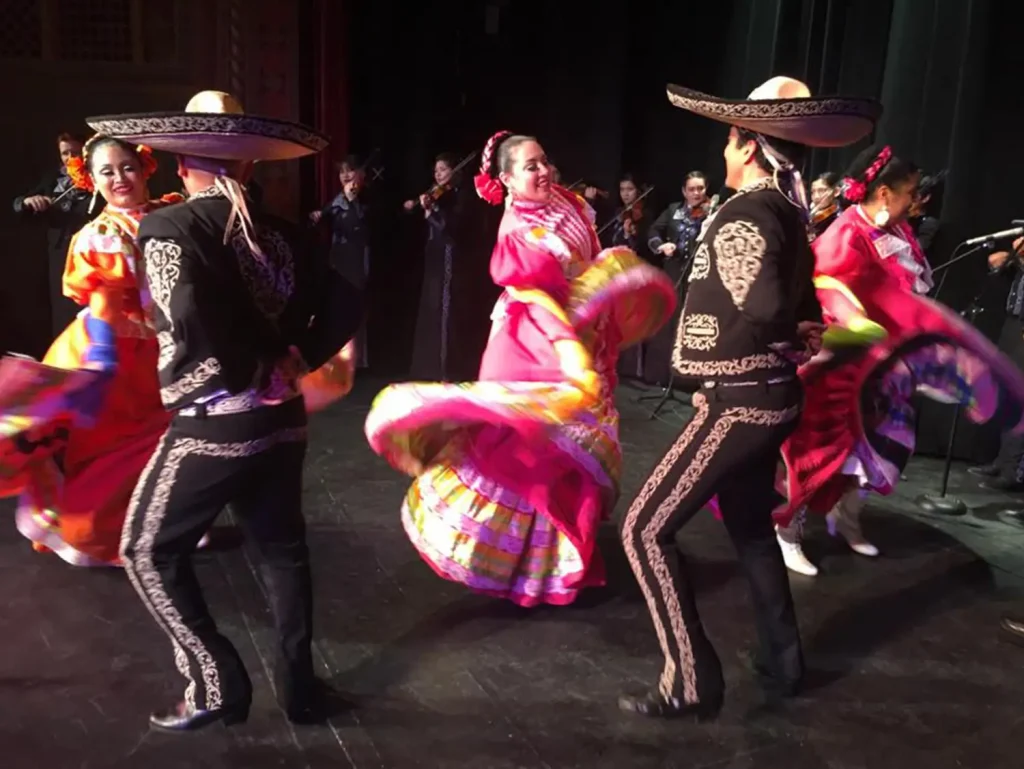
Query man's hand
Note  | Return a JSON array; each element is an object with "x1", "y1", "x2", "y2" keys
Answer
[
  {"x1": 309, "y1": 210, "x2": 322, "y2": 225},
  {"x1": 583, "y1": 186, "x2": 598, "y2": 201},
  {"x1": 23, "y1": 195, "x2": 51, "y2": 213},
  {"x1": 797, "y1": 321, "x2": 826, "y2": 354},
  {"x1": 402, "y1": 199, "x2": 416, "y2": 212},
  {"x1": 280, "y1": 345, "x2": 309, "y2": 381},
  {"x1": 989, "y1": 236, "x2": 1024, "y2": 270},
  {"x1": 658, "y1": 243, "x2": 677, "y2": 257},
  {"x1": 990, "y1": 251, "x2": 1010, "y2": 270}
]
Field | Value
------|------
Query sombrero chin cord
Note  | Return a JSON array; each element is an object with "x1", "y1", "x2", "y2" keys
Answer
[{"x1": 214, "y1": 175, "x2": 266, "y2": 261}]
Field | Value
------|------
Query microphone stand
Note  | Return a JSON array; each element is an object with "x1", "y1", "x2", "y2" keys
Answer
[
  {"x1": 637, "y1": 242, "x2": 699, "y2": 419},
  {"x1": 915, "y1": 238, "x2": 992, "y2": 517}
]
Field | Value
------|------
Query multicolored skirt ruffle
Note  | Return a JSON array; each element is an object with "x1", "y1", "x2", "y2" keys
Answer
[
  {"x1": 777, "y1": 303, "x2": 1024, "y2": 525},
  {"x1": 366, "y1": 247, "x2": 675, "y2": 606},
  {"x1": 0, "y1": 316, "x2": 169, "y2": 566}
]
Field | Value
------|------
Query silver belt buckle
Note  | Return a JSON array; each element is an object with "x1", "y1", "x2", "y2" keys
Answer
[{"x1": 703, "y1": 380, "x2": 717, "y2": 389}]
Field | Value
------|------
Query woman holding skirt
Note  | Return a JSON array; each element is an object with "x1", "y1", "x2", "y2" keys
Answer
[{"x1": 365, "y1": 131, "x2": 676, "y2": 606}]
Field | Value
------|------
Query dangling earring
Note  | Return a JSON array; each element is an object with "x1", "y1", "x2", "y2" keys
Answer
[
  {"x1": 873, "y1": 206, "x2": 890, "y2": 228},
  {"x1": 88, "y1": 190, "x2": 98, "y2": 214}
]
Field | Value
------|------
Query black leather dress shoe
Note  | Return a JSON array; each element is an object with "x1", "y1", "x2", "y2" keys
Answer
[
  {"x1": 617, "y1": 690, "x2": 722, "y2": 721},
  {"x1": 149, "y1": 700, "x2": 250, "y2": 733},
  {"x1": 1000, "y1": 616, "x2": 1024, "y2": 647},
  {"x1": 281, "y1": 679, "x2": 354, "y2": 725},
  {"x1": 967, "y1": 465, "x2": 1000, "y2": 478},
  {"x1": 742, "y1": 651, "x2": 802, "y2": 700}
]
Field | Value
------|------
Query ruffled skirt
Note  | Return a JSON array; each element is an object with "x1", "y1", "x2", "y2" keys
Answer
[
  {"x1": 366, "y1": 248, "x2": 676, "y2": 605},
  {"x1": 1, "y1": 315, "x2": 169, "y2": 566}
]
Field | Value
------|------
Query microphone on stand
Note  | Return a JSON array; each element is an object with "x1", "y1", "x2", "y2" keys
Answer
[{"x1": 964, "y1": 226, "x2": 1024, "y2": 247}]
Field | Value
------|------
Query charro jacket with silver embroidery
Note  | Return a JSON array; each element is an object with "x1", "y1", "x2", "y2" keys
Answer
[
  {"x1": 137, "y1": 187, "x2": 362, "y2": 413},
  {"x1": 672, "y1": 179, "x2": 820, "y2": 384}
]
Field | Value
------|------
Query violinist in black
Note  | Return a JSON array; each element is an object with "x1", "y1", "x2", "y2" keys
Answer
[
  {"x1": 406, "y1": 152, "x2": 480, "y2": 381},
  {"x1": 603, "y1": 173, "x2": 650, "y2": 254},
  {"x1": 808, "y1": 171, "x2": 840, "y2": 241},
  {"x1": 311, "y1": 155, "x2": 371, "y2": 367},
  {"x1": 13, "y1": 132, "x2": 98, "y2": 342},
  {"x1": 643, "y1": 170, "x2": 711, "y2": 385},
  {"x1": 605, "y1": 173, "x2": 652, "y2": 380}
]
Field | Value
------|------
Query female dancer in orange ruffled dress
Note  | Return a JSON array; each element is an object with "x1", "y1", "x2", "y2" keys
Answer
[{"x1": 0, "y1": 135, "x2": 181, "y2": 566}]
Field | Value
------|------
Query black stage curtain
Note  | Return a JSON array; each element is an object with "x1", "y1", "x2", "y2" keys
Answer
[{"x1": 341, "y1": 0, "x2": 1010, "y2": 409}]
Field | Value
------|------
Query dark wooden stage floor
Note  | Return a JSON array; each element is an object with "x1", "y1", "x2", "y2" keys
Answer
[{"x1": 2, "y1": 378, "x2": 1023, "y2": 768}]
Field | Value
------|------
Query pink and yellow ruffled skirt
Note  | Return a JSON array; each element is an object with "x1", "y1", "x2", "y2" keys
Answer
[{"x1": 366, "y1": 248, "x2": 676, "y2": 606}]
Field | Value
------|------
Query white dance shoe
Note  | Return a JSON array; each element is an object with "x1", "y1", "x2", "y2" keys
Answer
[
  {"x1": 777, "y1": 532, "x2": 819, "y2": 576},
  {"x1": 775, "y1": 510, "x2": 818, "y2": 576},
  {"x1": 827, "y1": 492, "x2": 879, "y2": 557}
]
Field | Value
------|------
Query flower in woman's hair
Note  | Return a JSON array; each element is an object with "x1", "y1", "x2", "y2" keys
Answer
[
  {"x1": 841, "y1": 177, "x2": 866, "y2": 203},
  {"x1": 474, "y1": 172, "x2": 504, "y2": 205},
  {"x1": 65, "y1": 155, "x2": 94, "y2": 192},
  {"x1": 136, "y1": 145, "x2": 158, "y2": 179}
]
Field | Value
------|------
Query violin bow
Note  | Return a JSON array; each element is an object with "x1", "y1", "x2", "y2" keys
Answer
[
  {"x1": 357, "y1": 147, "x2": 383, "y2": 181},
  {"x1": 410, "y1": 150, "x2": 479, "y2": 209},
  {"x1": 595, "y1": 185, "x2": 655, "y2": 237}
]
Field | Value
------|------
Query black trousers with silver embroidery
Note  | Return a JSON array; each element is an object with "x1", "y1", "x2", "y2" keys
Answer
[
  {"x1": 121, "y1": 398, "x2": 314, "y2": 713},
  {"x1": 621, "y1": 380, "x2": 804, "y2": 706}
]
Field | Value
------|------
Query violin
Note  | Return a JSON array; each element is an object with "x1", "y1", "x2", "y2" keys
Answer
[
  {"x1": 417, "y1": 180, "x2": 453, "y2": 207},
  {"x1": 810, "y1": 200, "x2": 838, "y2": 225},
  {"x1": 408, "y1": 151, "x2": 478, "y2": 211},
  {"x1": 688, "y1": 201, "x2": 711, "y2": 220},
  {"x1": 567, "y1": 179, "x2": 609, "y2": 200},
  {"x1": 595, "y1": 186, "x2": 655, "y2": 238},
  {"x1": 620, "y1": 200, "x2": 645, "y2": 236}
]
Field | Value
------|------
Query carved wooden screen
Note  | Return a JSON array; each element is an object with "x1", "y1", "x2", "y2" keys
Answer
[
  {"x1": 0, "y1": 0, "x2": 178, "y2": 64},
  {"x1": 0, "y1": 0, "x2": 43, "y2": 59}
]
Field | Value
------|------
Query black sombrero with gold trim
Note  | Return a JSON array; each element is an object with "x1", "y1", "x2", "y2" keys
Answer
[
  {"x1": 86, "y1": 91, "x2": 328, "y2": 161},
  {"x1": 666, "y1": 76, "x2": 881, "y2": 148}
]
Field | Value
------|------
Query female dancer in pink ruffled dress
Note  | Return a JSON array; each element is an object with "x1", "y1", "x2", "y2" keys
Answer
[
  {"x1": 365, "y1": 131, "x2": 676, "y2": 606},
  {"x1": 774, "y1": 145, "x2": 1024, "y2": 576}
]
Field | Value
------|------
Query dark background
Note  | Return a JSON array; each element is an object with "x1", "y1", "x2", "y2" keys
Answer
[
  {"x1": 4, "y1": 0, "x2": 1021, "y2": 458},
  {"x1": 336, "y1": 0, "x2": 1021, "y2": 460}
]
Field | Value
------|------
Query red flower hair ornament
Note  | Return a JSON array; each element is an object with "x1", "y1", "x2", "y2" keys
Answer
[
  {"x1": 474, "y1": 130, "x2": 512, "y2": 206},
  {"x1": 65, "y1": 135, "x2": 159, "y2": 193}
]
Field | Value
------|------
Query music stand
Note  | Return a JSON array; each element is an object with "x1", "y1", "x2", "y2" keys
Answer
[
  {"x1": 637, "y1": 244, "x2": 699, "y2": 419},
  {"x1": 915, "y1": 240, "x2": 991, "y2": 516}
]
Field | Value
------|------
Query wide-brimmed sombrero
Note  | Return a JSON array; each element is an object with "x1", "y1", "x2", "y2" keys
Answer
[
  {"x1": 85, "y1": 90, "x2": 328, "y2": 161},
  {"x1": 666, "y1": 76, "x2": 881, "y2": 148}
]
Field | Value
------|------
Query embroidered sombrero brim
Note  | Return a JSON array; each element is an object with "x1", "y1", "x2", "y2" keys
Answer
[
  {"x1": 85, "y1": 111, "x2": 329, "y2": 161},
  {"x1": 666, "y1": 84, "x2": 881, "y2": 148}
]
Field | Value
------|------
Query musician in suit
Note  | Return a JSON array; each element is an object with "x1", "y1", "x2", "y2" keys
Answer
[
  {"x1": 642, "y1": 171, "x2": 711, "y2": 385},
  {"x1": 13, "y1": 132, "x2": 99, "y2": 340}
]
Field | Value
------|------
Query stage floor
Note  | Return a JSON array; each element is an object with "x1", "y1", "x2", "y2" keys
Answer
[{"x1": 2, "y1": 378, "x2": 1023, "y2": 768}]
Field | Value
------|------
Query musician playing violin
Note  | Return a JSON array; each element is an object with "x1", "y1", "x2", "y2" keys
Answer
[
  {"x1": 310, "y1": 154, "x2": 371, "y2": 367},
  {"x1": 609, "y1": 172, "x2": 652, "y2": 381},
  {"x1": 643, "y1": 170, "x2": 711, "y2": 386},
  {"x1": 403, "y1": 153, "x2": 458, "y2": 214},
  {"x1": 13, "y1": 132, "x2": 98, "y2": 343},
  {"x1": 809, "y1": 171, "x2": 840, "y2": 241},
  {"x1": 408, "y1": 152, "x2": 483, "y2": 381},
  {"x1": 603, "y1": 173, "x2": 649, "y2": 255},
  {"x1": 647, "y1": 170, "x2": 710, "y2": 264}
]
